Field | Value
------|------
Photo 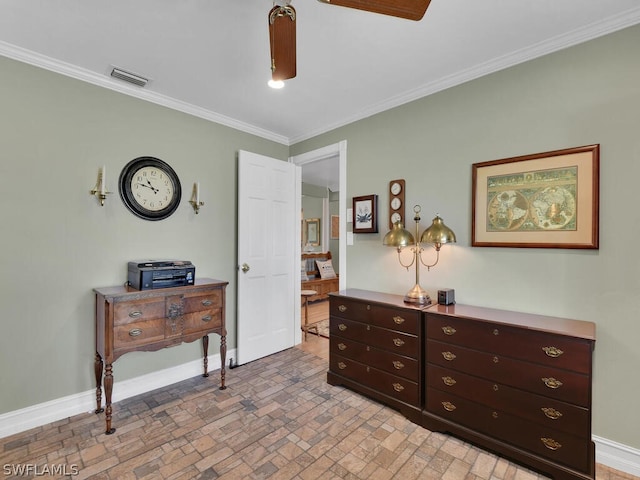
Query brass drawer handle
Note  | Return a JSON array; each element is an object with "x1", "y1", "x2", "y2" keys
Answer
[
  {"x1": 493, "y1": 329, "x2": 499, "y2": 336},
  {"x1": 541, "y1": 407, "x2": 563, "y2": 420},
  {"x1": 338, "y1": 324, "x2": 347, "y2": 331},
  {"x1": 392, "y1": 383, "x2": 404, "y2": 392},
  {"x1": 392, "y1": 361, "x2": 404, "y2": 370},
  {"x1": 442, "y1": 351, "x2": 456, "y2": 361},
  {"x1": 337, "y1": 362, "x2": 347, "y2": 370},
  {"x1": 442, "y1": 376, "x2": 456, "y2": 387},
  {"x1": 129, "y1": 328, "x2": 142, "y2": 337},
  {"x1": 338, "y1": 305, "x2": 347, "y2": 312},
  {"x1": 542, "y1": 346, "x2": 564, "y2": 358},
  {"x1": 338, "y1": 343, "x2": 347, "y2": 351},
  {"x1": 202, "y1": 299, "x2": 213, "y2": 306},
  {"x1": 442, "y1": 401, "x2": 456, "y2": 412},
  {"x1": 392, "y1": 338, "x2": 405, "y2": 347},
  {"x1": 129, "y1": 311, "x2": 142, "y2": 318},
  {"x1": 492, "y1": 412, "x2": 498, "y2": 419},
  {"x1": 493, "y1": 384, "x2": 499, "y2": 392},
  {"x1": 541, "y1": 438, "x2": 562, "y2": 450},
  {"x1": 393, "y1": 316, "x2": 405, "y2": 325},
  {"x1": 542, "y1": 377, "x2": 563, "y2": 389},
  {"x1": 493, "y1": 356, "x2": 499, "y2": 364},
  {"x1": 366, "y1": 305, "x2": 371, "y2": 310},
  {"x1": 442, "y1": 326, "x2": 456, "y2": 335},
  {"x1": 201, "y1": 315, "x2": 212, "y2": 322}
]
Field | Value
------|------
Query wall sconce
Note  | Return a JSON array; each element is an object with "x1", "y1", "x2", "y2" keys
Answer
[
  {"x1": 383, "y1": 205, "x2": 456, "y2": 305},
  {"x1": 189, "y1": 182, "x2": 204, "y2": 214},
  {"x1": 89, "y1": 165, "x2": 111, "y2": 206}
]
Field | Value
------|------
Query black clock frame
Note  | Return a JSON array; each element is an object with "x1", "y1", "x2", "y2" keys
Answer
[{"x1": 118, "y1": 156, "x2": 182, "y2": 221}]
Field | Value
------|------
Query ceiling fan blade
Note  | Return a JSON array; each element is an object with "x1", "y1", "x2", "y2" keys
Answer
[
  {"x1": 269, "y1": 5, "x2": 297, "y2": 81},
  {"x1": 318, "y1": 0, "x2": 431, "y2": 21}
]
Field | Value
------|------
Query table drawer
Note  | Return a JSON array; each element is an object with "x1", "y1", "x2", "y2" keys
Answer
[
  {"x1": 183, "y1": 309, "x2": 222, "y2": 334},
  {"x1": 331, "y1": 298, "x2": 419, "y2": 335},
  {"x1": 182, "y1": 290, "x2": 222, "y2": 313},
  {"x1": 113, "y1": 318, "x2": 165, "y2": 348},
  {"x1": 331, "y1": 354, "x2": 419, "y2": 406},
  {"x1": 427, "y1": 313, "x2": 592, "y2": 374},
  {"x1": 427, "y1": 364, "x2": 590, "y2": 438},
  {"x1": 331, "y1": 335, "x2": 419, "y2": 381},
  {"x1": 331, "y1": 317, "x2": 418, "y2": 357},
  {"x1": 113, "y1": 298, "x2": 165, "y2": 326},
  {"x1": 427, "y1": 340, "x2": 590, "y2": 406},
  {"x1": 426, "y1": 388, "x2": 590, "y2": 473}
]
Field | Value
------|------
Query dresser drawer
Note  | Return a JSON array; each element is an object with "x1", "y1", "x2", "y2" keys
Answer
[
  {"x1": 113, "y1": 298, "x2": 165, "y2": 326},
  {"x1": 427, "y1": 313, "x2": 592, "y2": 374},
  {"x1": 331, "y1": 354, "x2": 419, "y2": 406},
  {"x1": 331, "y1": 335, "x2": 419, "y2": 381},
  {"x1": 426, "y1": 364, "x2": 590, "y2": 438},
  {"x1": 330, "y1": 298, "x2": 419, "y2": 335},
  {"x1": 183, "y1": 309, "x2": 222, "y2": 335},
  {"x1": 427, "y1": 340, "x2": 590, "y2": 407},
  {"x1": 426, "y1": 388, "x2": 590, "y2": 473},
  {"x1": 183, "y1": 290, "x2": 222, "y2": 313},
  {"x1": 113, "y1": 318, "x2": 165, "y2": 348},
  {"x1": 330, "y1": 317, "x2": 418, "y2": 357}
]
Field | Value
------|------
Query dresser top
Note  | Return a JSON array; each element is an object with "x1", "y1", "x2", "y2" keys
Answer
[
  {"x1": 330, "y1": 289, "x2": 431, "y2": 312},
  {"x1": 94, "y1": 278, "x2": 228, "y2": 298},
  {"x1": 426, "y1": 303, "x2": 595, "y2": 341}
]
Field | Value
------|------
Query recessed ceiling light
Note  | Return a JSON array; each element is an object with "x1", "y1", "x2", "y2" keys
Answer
[{"x1": 268, "y1": 79, "x2": 285, "y2": 89}]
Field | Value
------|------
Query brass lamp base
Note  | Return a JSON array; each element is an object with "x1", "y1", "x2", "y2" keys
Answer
[{"x1": 403, "y1": 284, "x2": 432, "y2": 305}]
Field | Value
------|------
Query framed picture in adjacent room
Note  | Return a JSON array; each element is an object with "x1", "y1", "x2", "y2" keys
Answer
[
  {"x1": 331, "y1": 215, "x2": 340, "y2": 239},
  {"x1": 472, "y1": 144, "x2": 599, "y2": 249},
  {"x1": 352, "y1": 194, "x2": 378, "y2": 233}
]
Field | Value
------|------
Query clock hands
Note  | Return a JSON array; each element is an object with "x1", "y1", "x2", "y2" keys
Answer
[{"x1": 137, "y1": 180, "x2": 159, "y2": 194}]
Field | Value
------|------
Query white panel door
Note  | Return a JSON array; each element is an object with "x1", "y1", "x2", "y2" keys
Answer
[{"x1": 237, "y1": 150, "x2": 298, "y2": 365}]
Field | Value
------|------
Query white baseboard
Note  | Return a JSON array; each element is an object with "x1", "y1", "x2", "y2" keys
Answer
[
  {"x1": 594, "y1": 435, "x2": 640, "y2": 477},
  {"x1": 0, "y1": 349, "x2": 234, "y2": 439},
  {"x1": 2, "y1": 354, "x2": 638, "y2": 479}
]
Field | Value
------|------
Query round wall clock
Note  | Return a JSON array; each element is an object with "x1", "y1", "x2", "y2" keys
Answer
[{"x1": 119, "y1": 156, "x2": 182, "y2": 221}]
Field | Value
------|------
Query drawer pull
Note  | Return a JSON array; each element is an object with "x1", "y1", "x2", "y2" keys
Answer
[
  {"x1": 338, "y1": 324, "x2": 347, "y2": 331},
  {"x1": 128, "y1": 328, "x2": 142, "y2": 337},
  {"x1": 493, "y1": 329, "x2": 499, "y2": 336},
  {"x1": 493, "y1": 356, "x2": 499, "y2": 364},
  {"x1": 493, "y1": 384, "x2": 499, "y2": 392},
  {"x1": 201, "y1": 315, "x2": 212, "y2": 322},
  {"x1": 338, "y1": 305, "x2": 347, "y2": 312},
  {"x1": 442, "y1": 351, "x2": 456, "y2": 361},
  {"x1": 392, "y1": 383, "x2": 404, "y2": 392},
  {"x1": 128, "y1": 311, "x2": 143, "y2": 318},
  {"x1": 442, "y1": 326, "x2": 456, "y2": 335},
  {"x1": 542, "y1": 377, "x2": 563, "y2": 389},
  {"x1": 541, "y1": 438, "x2": 562, "y2": 451},
  {"x1": 392, "y1": 361, "x2": 405, "y2": 370},
  {"x1": 392, "y1": 338, "x2": 405, "y2": 347},
  {"x1": 393, "y1": 316, "x2": 405, "y2": 325},
  {"x1": 202, "y1": 299, "x2": 213, "y2": 306},
  {"x1": 442, "y1": 401, "x2": 456, "y2": 412},
  {"x1": 492, "y1": 412, "x2": 498, "y2": 419},
  {"x1": 542, "y1": 346, "x2": 564, "y2": 358},
  {"x1": 338, "y1": 343, "x2": 347, "y2": 351},
  {"x1": 541, "y1": 407, "x2": 563, "y2": 420},
  {"x1": 337, "y1": 362, "x2": 347, "y2": 370},
  {"x1": 366, "y1": 305, "x2": 371, "y2": 310},
  {"x1": 442, "y1": 376, "x2": 456, "y2": 387}
]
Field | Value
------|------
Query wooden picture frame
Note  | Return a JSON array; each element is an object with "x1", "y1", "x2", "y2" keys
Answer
[
  {"x1": 352, "y1": 194, "x2": 378, "y2": 233},
  {"x1": 472, "y1": 144, "x2": 599, "y2": 249},
  {"x1": 305, "y1": 218, "x2": 320, "y2": 246},
  {"x1": 330, "y1": 215, "x2": 340, "y2": 239}
]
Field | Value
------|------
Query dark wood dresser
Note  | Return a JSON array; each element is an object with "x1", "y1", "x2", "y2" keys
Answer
[
  {"x1": 94, "y1": 278, "x2": 228, "y2": 434},
  {"x1": 424, "y1": 303, "x2": 595, "y2": 480},
  {"x1": 327, "y1": 289, "x2": 426, "y2": 423}
]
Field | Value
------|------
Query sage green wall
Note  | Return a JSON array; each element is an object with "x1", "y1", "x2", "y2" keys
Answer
[
  {"x1": 292, "y1": 25, "x2": 640, "y2": 449},
  {"x1": 0, "y1": 56, "x2": 288, "y2": 414}
]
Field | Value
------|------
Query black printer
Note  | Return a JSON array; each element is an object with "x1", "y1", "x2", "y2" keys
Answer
[{"x1": 127, "y1": 260, "x2": 195, "y2": 290}]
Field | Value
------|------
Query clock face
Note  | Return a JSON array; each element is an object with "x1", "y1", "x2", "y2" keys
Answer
[
  {"x1": 391, "y1": 212, "x2": 402, "y2": 224},
  {"x1": 119, "y1": 157, "x2": 181, "y2": 220},
  {"x1": 391, "y1": 197, "x2": 402, "y2": 211},
  {"x1": 390, "y1": 182, "x2": 402, "y2": 195}
]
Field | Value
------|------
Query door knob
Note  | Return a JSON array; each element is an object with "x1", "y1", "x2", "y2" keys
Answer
[{"x1": 240, "y1": 263, "x2": 250, "y2": 273}]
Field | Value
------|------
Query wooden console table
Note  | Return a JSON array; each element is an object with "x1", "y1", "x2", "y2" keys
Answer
[{"x1": 94, "y1": 278, "x2": 228, "y2": 434}]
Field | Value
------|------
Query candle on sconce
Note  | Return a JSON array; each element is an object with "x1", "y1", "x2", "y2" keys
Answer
[
  {"x1": 196, "y1": 182, "x2": 200, "y2": 204},
  {"x1": 100, "y1": 165, "x2": 106, "y2": 195}
]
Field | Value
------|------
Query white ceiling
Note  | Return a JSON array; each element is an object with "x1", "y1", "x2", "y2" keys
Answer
[{"x1": 1, "y1": 0, "x2": 639, "y2": 149}]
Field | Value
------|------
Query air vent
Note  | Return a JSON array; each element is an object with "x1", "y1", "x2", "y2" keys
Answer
[{"x1": 110, "y1": 67, "x2": 149, "y2": 87}]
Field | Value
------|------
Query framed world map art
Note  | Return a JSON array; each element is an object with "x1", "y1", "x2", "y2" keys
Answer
[{"x1": 472, "y1": 144, "x2": 599, "y2": 249}]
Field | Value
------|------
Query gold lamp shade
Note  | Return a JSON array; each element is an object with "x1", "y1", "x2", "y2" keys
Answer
[
  {"x1": 420, "y1": 215, "x2": 457, "y2": 249},
  {"x1": 383, "y1": 222, "x2": 414, "y2": 248}
]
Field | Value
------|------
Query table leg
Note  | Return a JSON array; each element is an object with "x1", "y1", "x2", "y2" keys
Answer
[
  {"x1": 104, "y1": 363, "x2": 115, "y2": 435},
  {"x1": 94, "y1": 353, "x2": 104, "y2": 414},
  {"x1": 219, "y1": 334, "x2": 227, "y2": 390},
  {"x1": 202, "y1": 334, "x2": 209, "y2": 378}
]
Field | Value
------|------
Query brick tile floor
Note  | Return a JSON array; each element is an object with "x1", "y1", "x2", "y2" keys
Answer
[{"x1": 1, "y1": 347, "x2": 637, "y2": 479}]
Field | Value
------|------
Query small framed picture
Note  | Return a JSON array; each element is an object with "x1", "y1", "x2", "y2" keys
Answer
[{"x1": 352, "y1": 194, "x2": 378, "y2": 233}]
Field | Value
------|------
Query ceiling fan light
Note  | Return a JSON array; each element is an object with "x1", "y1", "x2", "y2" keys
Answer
[{"x1": 268, "y1": 79, "x2": 285, "y2": 89}]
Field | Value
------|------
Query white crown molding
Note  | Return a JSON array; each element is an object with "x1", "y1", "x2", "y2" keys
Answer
[
  {"x1": 0, "y1": 349, "x2": 234, "y2": 440},
  {"x1": 288, "y1": 6, "x2": 640, "y2": 144}
]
